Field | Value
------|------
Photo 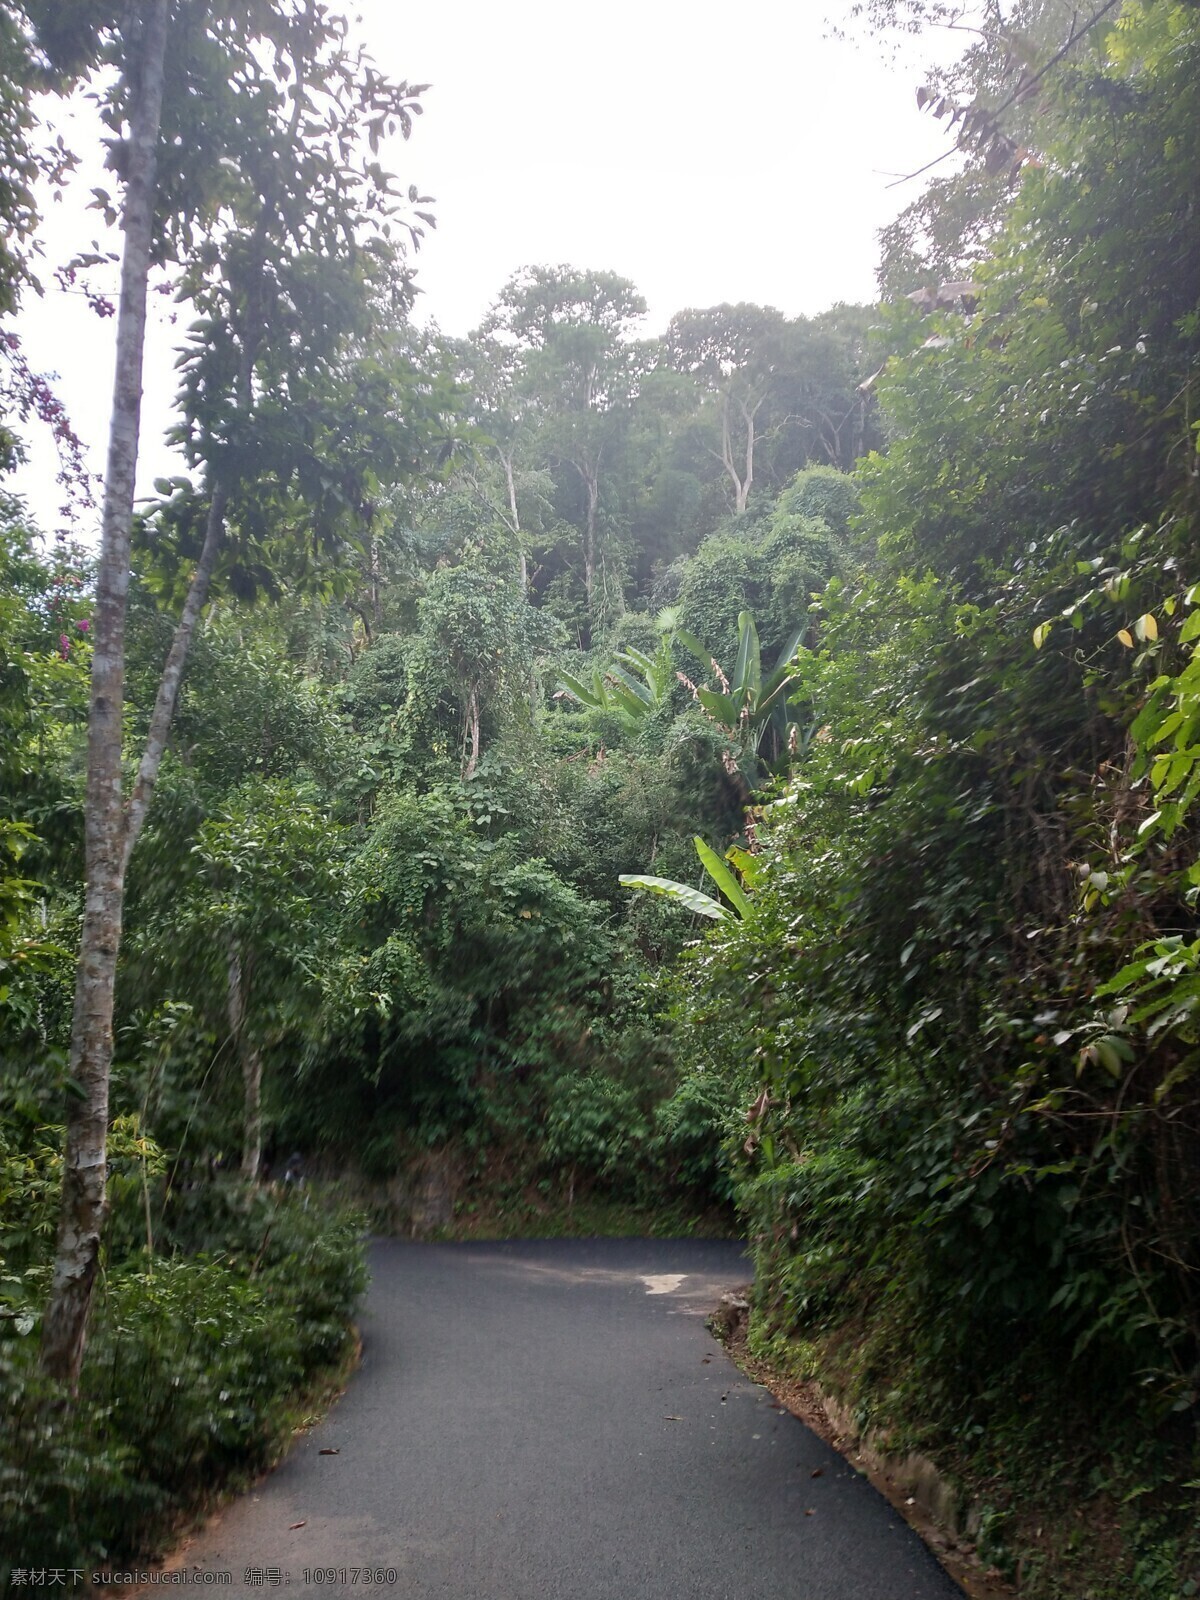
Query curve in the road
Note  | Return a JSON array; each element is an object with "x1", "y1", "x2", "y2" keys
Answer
[{"x1": 161, "y1": 1238, "x2": 964, "y2": 1600}]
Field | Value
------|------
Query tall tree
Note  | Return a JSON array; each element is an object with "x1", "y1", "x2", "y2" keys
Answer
[
  {"x1": 39, "y1": 0, "x2": 171, "y2": 1390},
  {"x1": 39, "y1": 1, "x2": 438, "y2": 1388},
  {"x1": 662, "y1": 303, "x2": 789, "y2": 514},
  {"x1": 478, "y1": 266, "x2": 649, "y2": 632}
]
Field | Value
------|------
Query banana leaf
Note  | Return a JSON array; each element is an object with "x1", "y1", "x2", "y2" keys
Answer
[
  {"x1": 618, "y1": 874, "x2": 728, "y2": 920},
  {"x1": 761, "y1": 625, "x2": 806, "y2": 699},
  {"x1": 557, "y1": 668, "x2": 606, "y2": 708},
  {"x1": 697, "y1": 685, "x2": 743, "y2": 726},
  {"x1": 733, "y1": 612, "x2": 761, "y2": 697},
  {"x1": 676, "y1": 628, "x2": 719, "y2": 677},
  {"x1": 617, "y1": 646, "x2": 656, "y2": 675},
  {"x1": 693, "y1": 836, "x2": 752, "y2": 919},
  {"x1": 727, "y1": 845, "x2": 765, "y2": 887},
  {"x1": 607, "y1": 663, "x2": 656, "y2": 708},
  {"x1": 607, "y1": 678, "x2": 653, "y2": 718}
]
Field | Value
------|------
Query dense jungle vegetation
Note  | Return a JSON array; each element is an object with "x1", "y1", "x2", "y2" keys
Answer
[{"x1": 1, "y1": 0, "x2": 1198, "y2": 1590}]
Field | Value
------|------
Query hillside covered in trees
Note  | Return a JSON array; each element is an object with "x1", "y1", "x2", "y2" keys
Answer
[{"x1": 1, "y1": 0, "x2": 1198, "y2": 1591}]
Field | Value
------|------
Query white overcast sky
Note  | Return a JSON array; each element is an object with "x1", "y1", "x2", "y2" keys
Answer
[{"x1": 11, "y1": 0, "x2": 961, "y2": 535}]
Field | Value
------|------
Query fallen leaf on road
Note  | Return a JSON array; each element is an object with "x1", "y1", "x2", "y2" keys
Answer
[
  {"x1": 663, "y1": 1415, "x2": 682, "y2": 1422},
  {"x1": 805, "y1": 1509, "x2": 815, "y2": 1517},
  {"x1": 811, "y1": 1468, "x2": 824, "y2": 1478},
  {"x1": 319, "y1": 1448, "x2": 340, "y2": 1455},
  {"x1": 289, "y1": 1521, "x2": 307, "y2": 1530}
]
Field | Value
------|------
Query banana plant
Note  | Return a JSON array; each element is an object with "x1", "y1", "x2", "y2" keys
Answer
[
  {"x1": 675, "y1": 610, "x2": 805, "y2": 759},
  {"x1": 620, "y1": 835, "x2": 754, "y2": 922},
  {"x1": 557, "y1": 626, "x2": 676, "y2": 730}
]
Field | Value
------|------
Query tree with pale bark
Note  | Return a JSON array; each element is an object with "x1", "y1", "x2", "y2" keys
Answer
[
  {"x1": 477, "y1": 266, "x2": 650, "y2": 635},
  {"x1": 35, "y1": 0, "x2": 443, "y2": 1388},
  {"x1": 662, "y1": 303, "x2": 790, "y2": 515},
  {"x1": 661, "y1": 304, "x2": 879, "y2": 511}
]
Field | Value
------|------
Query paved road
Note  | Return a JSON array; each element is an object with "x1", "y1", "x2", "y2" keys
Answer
[{"x1": 165, "y1": 1239, "x2": 963, "y2": 1599}]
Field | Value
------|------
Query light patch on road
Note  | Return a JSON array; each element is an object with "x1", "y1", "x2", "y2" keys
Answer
[{"x1": 640, "y1": 1274, "x2": 686, "y2": 1294}]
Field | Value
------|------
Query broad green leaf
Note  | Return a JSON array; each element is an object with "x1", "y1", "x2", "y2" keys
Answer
[
  {"x1": 1093, "y1": 1034, "x2": 1134, "y2": 1078},
  {"x1": 557, "y1": 669, "x2": 604, "y2": 709},
  {"x1": 607, "y1": 682, "x2": 651, "y2": 719},
  {"x1": 733, "y1": 611, "x2": 761, "y2": 697},
  {"x1": 757, "y1": 676, "x2": 797, "y2": 717},
  {"x1": 617, "y1": 646, "x2": 656, "y2": 675},
  {"x1": 696, "y1": 686, "x2": 741, "y2": 727},
  {"x1": 605, "y1": 669, "x2": 653, "y2": 712},
  {"x1": 693, "y1": 836, "x2": 752, "y2": 919},
  {"x1": 676, "y1": 629, "x2": 718, "y2": 676},
  {"x1": 1147, "y1": 710, "x2": 1186, "y2": 748},
  {"x1": 761, "y1": 626, "x2": 806, "y2": 699},
  {"x1": 617, "y1": 874, "x2": 728, "y2": 920},
  {"x1": 727, "y1": 845, "x2": 764, "y2": 887}
]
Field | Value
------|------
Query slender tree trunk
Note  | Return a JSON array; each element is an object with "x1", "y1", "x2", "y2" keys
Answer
[
  {"x1": 227, "y1": 944, "x2": 263, "y2": 1183},
  {"x1": 499, "y1": 448, "x2": 539, "y2": 707},
  {"x1": 585, "y1": 473, "x2": 598, "y2": 599},
  {"x1": 501, "y1": 449, "x2": 526, "y2": 595},
  {"x1": 850, "y1": 394, "x2": 866, "y2": 466},
  {"x1": 462, "y1": 683, "x2": 482, "y2": 779},
  {"x1": 123, "y1": 489, "x2": 227, "y2": 874},
  {"x1": 719, "y1": 396, "x2": 752, "y2": 514},
  {"x1": 719, "y1": 399, "x2": 740, "y2": 508},
  {"x1": 41, "y1": 0, "x2": 170, "y2": 1390},
  {"x1": 739, "y1": 398, "x2": 756, "y2": 514},
  {"x1": 579, "y1": 464, "x2": 599, "y2": 610},
  {"x1": 369, "y1": 534, "x2": 381, "y2": 627},
  {"x1": 718, "y1": 390, "x2": 765, "y2": 514}
]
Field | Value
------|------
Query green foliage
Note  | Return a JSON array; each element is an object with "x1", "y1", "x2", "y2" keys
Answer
[
  {"x1": 0, "y1": 1183, "x2": 366, "y2": 1571},
  {"x1": 7, "y1": 11, "x2": 1198, "y2": 1593},
  {"x1": 676, "y1": 609, "x2": 805, "y2": 760},
  {"x1": 557, "y1": 625, "x2": 676, "y2": 730},
  {"x1": 659, "y1": 13, "x2": 1200, "y2": 1591},
  {"x1": 654, "y1": 1069, "x2": 741, "y2": 1199},
  {"x1": 775, "y1": 467, "x2": 861, "y2": 543},
  {"x1": 618, "y1": 871, "x2": 728, "y2": 921},
  {"x1": 543, "y1": 1072, "x2": 649, "y2": 1189},
  {"x1": 671, "y1": 504, "x2": 838, "y2": 669},
  {"x1": 620, "y1": 834, "x2": 753, "y2": 923}
]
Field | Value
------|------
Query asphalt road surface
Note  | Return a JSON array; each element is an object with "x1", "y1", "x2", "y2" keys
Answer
[{"x1": 163, "y1": 1238, "x2": 963, "y2": 1600}]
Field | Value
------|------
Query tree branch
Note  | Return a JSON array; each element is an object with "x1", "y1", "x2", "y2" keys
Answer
[{"x1": 887, "y1": 0, "x2": 1124, "y2": 189}]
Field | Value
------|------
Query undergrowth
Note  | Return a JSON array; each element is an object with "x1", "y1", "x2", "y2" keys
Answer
[{"x1": 0, "y1": 1179, "x2": 367, "y2": 1580}]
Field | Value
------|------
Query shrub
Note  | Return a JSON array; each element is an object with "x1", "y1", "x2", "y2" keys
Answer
[
  {"x1": 543, "y1": 1072, "x2": 649, "y2": 1192},
  {"x1": 0, "y1": 1184, "x2": 367, "y2": 1574}
]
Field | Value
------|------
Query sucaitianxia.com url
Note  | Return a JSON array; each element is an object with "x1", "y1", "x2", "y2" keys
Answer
[{"x1": 7, "y1": 1572, "x2": 234, "y2": 1587}]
